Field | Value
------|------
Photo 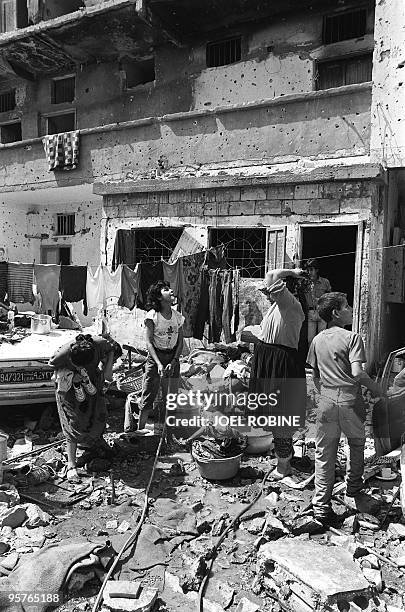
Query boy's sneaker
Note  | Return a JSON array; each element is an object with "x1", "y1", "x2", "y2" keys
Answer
[
  {"x1": 79, "y1": 369, "x2": 97, "y2": 396},
  {"x1": 73, "y1": 383, "x2": 86, "y2": 403}
]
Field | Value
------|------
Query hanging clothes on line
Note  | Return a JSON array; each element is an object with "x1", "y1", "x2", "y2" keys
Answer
[
  {"x1": 162, "y1": 258, "x2": 185, "y2": 308},
  {"x1": 7, "y1": 263, "x2": 34, "y2": 304},
  {"x1": 34, "y1": 264, "x2": 61, "y2": 316},
  {"x1": 222, "y1": 269, "x2": 240, "y2": 343},
  {"x1": 137, "y1": 261, "x2": 164, "y2": 310},
  {"x1": 86, "y1": 265, "x2": 104, "y2": 310},
  {"x1": 208, "y1": 268, "x2": 223, "y2": 343},
  {"x1": 0, "y1": 261, "x2": 7, "y2": 302},
  {"x1": 119, "y1": 264, "x2": 140, "y2": 310},
  {"x1": 103, "y1": 264, "x2": 122, "y2": 304},
  {"x1": 112, "y1": 229, "x2": 137, "y2": 270},
  {"x1": 181, "y1": 251, "x2": 206, "y2": 338},
  {"x1": 59, "y1": 265, "x2": 88, "y2": 315}
]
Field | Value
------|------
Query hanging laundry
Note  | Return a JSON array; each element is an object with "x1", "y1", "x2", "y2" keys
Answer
[
  {"x1": 112, "y1": 229, "x2": 137, "y2": 270},
  {"x1": 0, "y1": 261, "x2": 7, "y2": 302},
  {"x1": 86, "y1": 265, "x2": 104, "y2": 310},
  {"x1": 137, "y1": 261, "x2": 164, "y2": 310},
  {"x1": 34, "y1": 264, "x2": 61, "y2": 316},
  {"x1": 231, "y1": 269, "x2": 240, "y2": 338},
  {"x1": 7, "y1": 263, "x2": 34, "y2": 304},
  {"x1": 193, "y1": 268, "x2": 210, "y2": 341},
  {"x1": 181, "y1": 251, "x2": 206, "y2": 337},
  {"x1": 27, "y1": 0, "x2": 43, "y2": 24},
  {"x1": 119, "y1": 264, "x2": 140, "y2": 310},
  {"x1": 102, "y1": 264, "x2": 122, "y2": 304},
  {"x1": 42, "y1": 131, "x2": 80, "y2": 172},
  {"x1": 162, "y1": 259, "x2": 185, "y2": 307},
  {"x1": 59, "y1": 265, "x2": 88, "y2": 315},
  {"x1": 208, "y1": 268, "x2": 223, "y2": 343}
]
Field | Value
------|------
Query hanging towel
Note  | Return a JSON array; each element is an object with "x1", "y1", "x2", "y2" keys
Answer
[
  {"x1": 60, "y1": 265, "x2": 88, "y2": 315},
  {"x1": 119, "y1": 264, "x2": 140, "y2": 310},
  {"x1": 0, "y1": 261, "x2": 7, "y2": 302},
  {"x1": 181, "y1": 251, "x2": 205, "y2": 337},
  {"x1": 102, "y1": 264, "x2": 122, "y2": 304},
  {"x1": 162, "y1": 259, "x2": 185, "y2": 307},
  {"x1": 86, "y1": 265, "x2": 104, "y2": 310},
  {"x1": 112, "y1": 229, "x2": 137, "y2": 270},
  {"x1": 34, "y1": 263, "x2": 61, "y2": 316},
  {"x1": 42, "y1": 131, "x2": 80, "y2": 172},
  {"x1": 137, "y1": 261, "x2": 164, "y2": 310},
  {"x1": 7, "y1": 263, "x2": 34, "y2": 304}
]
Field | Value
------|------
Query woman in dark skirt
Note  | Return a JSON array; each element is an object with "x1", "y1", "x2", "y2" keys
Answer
[
  {"x1": 241, "y1": 268, "x2": 307, "y2": 479},
  {"x1": 49, "y1": 334, "x2": 121, "y2": 482}
]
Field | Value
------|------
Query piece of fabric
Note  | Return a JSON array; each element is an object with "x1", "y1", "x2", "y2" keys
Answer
[
  {"x1": 42, "y1": 131, "x2": 80, "y2": 172},
  {"x1": 307, "y1": 309, "x2": 327, "y2": 345},
  {"x1": 7, "y1": 263, "x2": 34, "y2": 304},
  {"x1": 52, "y1": 368, "x2": 74, "y2": 393},
  {"x1": 259, "y1": 280, "x2": 305, "y2": 350},
  {"x1": 152, "y1": 498, "x2": 198, "y2": 535},
  {"x1": 34, "y1": 264, "x2": 61, "y2": 316},
  {"x1": 162, "y1": 259, "x2": 185, "y2": 307},
  {"x1": 313, "y1": 394, "x2": 366, "y2": 517},
  {"x1": 307, "y1": 327, "x2": 366, "y2": 400},
  {"x1": 304, "y1": 276, "x2": 332, "y2": 310},
  {"x1": 112, "y1": 229, "x2": 138, "y2": 270},
  {"x1": 221, "y1": 270, "x2": 233, "y2": 343},
  {"x1": 59, "y1": 265, "x2": 88, "y2": 315},
  {"x1": 144, "y1": 307, "x2": 184, "y2": 350},
  {"x1": 119, "y1": 264, "x2": 140, "y2": 310},
  {"x1": 194, "y1": 268, "x2": 210, "y2": 341},
  {"x1": 49, "y1": 336, "x2": 116, "y2": 445},
  {"x1": 208, "y1": 268, "x2": 223, "y2": 343},
  {"x1": 137, "y1": 261, "x2": 164, "y2": 310},
  {"x1": 0, "y1": 261, "x2": 7, "y2": 302},
  {"x1": 86, "y1": 265, "x2": 104, "y2": 310},
  {"x1": 231, "y1": 269, "x2": 240, "y2": 338},
  {"x1": 102, "y1": 264, "x2": 122, "y2": 304},
  {"x1": 180, "y1": 252, "x2": 205, "y2": 337},
  {"x1": 139, "y1": 352, "x2": 180, "y2": 416}
]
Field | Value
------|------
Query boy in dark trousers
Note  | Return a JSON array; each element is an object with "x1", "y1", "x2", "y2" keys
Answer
[{"x1": 307, "y1": 292, "x2": 383, "y2": 524}]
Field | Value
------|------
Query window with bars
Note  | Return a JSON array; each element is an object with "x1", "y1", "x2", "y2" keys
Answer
[
  {"x1": 115, "y1": 228, "x2": 184, "y2": 265},
  {"x1": 0, "y1": 121, "x2": 21, "y2": 143},
  {"x1": 51, "y1": 76, "x2": 75, "y2": 104},
  {"x1": 56, "y1": 214, "x2": 75, "y2": 236},
  {"x1": 323, "y1": 9, "x2": 367, "y2": 44},
  {"x1": 0, "y1": 90, "x2": 15, "y2": 113},
  {"x1": 209, "y1": 228, "x2": 266, "y2": 278},
  {"x1": 315, "y1": 54, "x2": 372, "y2": 90},
  {"x1": 206, "y1": 36, "x2": 242, "y2": 68}
]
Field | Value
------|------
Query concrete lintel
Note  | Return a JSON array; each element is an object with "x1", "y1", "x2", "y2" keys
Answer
[{"x1": 94, "y1": 164, "x2": 386, "y2": 196}]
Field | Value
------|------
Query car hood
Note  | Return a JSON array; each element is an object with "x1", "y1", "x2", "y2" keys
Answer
[{"x1": 0, "y1": 329, "x2": 80, "y2": 363}]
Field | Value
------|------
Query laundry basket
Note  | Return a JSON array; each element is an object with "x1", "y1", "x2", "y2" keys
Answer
[
  {"x1": 192, "y1": 450, "x2": 242, "y2": 480},
  {"x1": 116, "y1": 363, "x2": 145, "y2": 394}
]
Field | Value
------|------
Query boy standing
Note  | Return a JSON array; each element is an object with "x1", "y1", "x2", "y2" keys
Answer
[{"x1": 307, "y1": 292, "x2": 382, "y2": 524}]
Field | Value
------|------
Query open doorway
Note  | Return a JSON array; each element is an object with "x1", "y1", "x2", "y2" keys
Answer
[{"x1": 301, "y1": 225, "x2": 358, "y2": 304}]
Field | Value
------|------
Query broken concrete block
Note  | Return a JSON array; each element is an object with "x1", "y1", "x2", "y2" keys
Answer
[
  {"x1": 362, "y1": 568, "x2": 383, "y2": 592},
  {"x1": 117, "y1": 520, "x2": 130, "y2": 533},
  {"x1": 0, "y1": 505, "x2": 27, "y2": 529},
  {"x1": 258, "y1": 539, "x2": 371, "y2": 609},
  {"x1": 357, "y1": 514, "x2": 380, "y2": 532},
  {"x1": 235, "y1": 597, "x2": 260, "y2": 612},
  {"x1": 103, "y1": 581, "x2": 157, "y2": 612},
  {"x1": 0, "y1": 541, "x2": 9, "y2": 555},
  {"x1": 0, "y1": 552, "x2": 19, "y2": 571},
  {"x1": 329, "y1": 533, "x2": 355, "y2": 548},
  {"x1": 205, "y1": 581, "x2": 235, "y2": 609},
  {"x1": 247, "y1": 518, "x2": 266, "y2": 534},
  {"x1": 264, "y1": 515, "x2": 288, "y2": 539},
  {"x1": 388, "y1": 523, "x2": 405, "y2": 539},
  {"x1": 291, "y1": 516, "x2": 323, "y2": 536},
  {"x1": 342, "y1": 515, "x2": 358, "y2": 534},
  {"x1": 265, "y1": 492, "x2": 279, "y2": 506},
  {"x1": 360, "y1": 554, "x2": 380, "y2": 570},
  {"x1": 396, "y1": 555, "x2": 405, "y2": 568},
  {"x1": 106, "y1": 520, "x2": 118, "y2": 530},
  {"x1": 24, "y1": 503, "x2": 51, "y2": 528},
  {"x1": 0, "y1": 485, "x2": 19, "y2": 507}
]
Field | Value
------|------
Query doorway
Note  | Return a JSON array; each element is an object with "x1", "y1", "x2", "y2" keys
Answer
[{"x1": 300, "y1": 225, "x2": 358, "y2": 304}]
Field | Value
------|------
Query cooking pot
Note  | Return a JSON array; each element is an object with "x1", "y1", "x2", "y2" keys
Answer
[{"x1": 31, "y1": 314, "x2": 52, "y2": 335}]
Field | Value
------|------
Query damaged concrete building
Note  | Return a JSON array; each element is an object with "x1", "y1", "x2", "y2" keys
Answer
[{"x1": 0, "y1": 0, "x2": 404, "y2": 368}]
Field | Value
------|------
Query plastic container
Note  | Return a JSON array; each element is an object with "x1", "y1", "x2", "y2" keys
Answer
[
  {"x1": 192, "y1": 450, "x2": 242, "y2": 480},
  {"x1": 246, "y1": 432, "x2": 273, "y2": 455},
  {"x1": 31, "y1": 314, "x2": 52, "y2": 335}
]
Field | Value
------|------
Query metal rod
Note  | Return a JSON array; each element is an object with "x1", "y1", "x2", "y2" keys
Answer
[
  {"x1": 3, "y1": 440, "x2": 63, "y2": 465},
  {"x1": 110, "y1": 469, "x2": 116, "y2": 504}
]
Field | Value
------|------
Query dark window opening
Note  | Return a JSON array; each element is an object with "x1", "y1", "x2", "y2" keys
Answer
[
  {"x1": 0, "y1": 121, "x2": 21, "y2": 143},
  {"x1": 323, "y1": 9, "x2": 367, "y2": 44},
  {"x1": 47, "y1": 112, "x2": 75, "y2": 135},
  {"x1": 0, "y1": 90, "x2": 16, "y2": 113},
  {"x1": 206, "y1": 36, "x2": 242, "y2": 68},
  {"x1": 121, "y1": 58, "x2": 155, "y2": 89},
  {"x1": 51, "y1": 76, "x2": 75, "y2": 104},
  {"x1": 316, "y1": 54, "x2": 372, "y2": 90},
  {"x1": 56, "y1": 213, "x2": 75, "y2": 236},
  {"x1": 209, "y1": 228, "x2": 266, "y2": 278},
  {"x1": 114, "y1": 228, "x2": 184, "y2": 266},
  {"x1": 0, "y1": 0, "x2": 28, "y2": 33},
  {"x1": 41, "y1": 246, "x2": 71, "y2": 265}
]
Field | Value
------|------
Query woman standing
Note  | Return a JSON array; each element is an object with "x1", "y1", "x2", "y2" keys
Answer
[
  {"x1": 49, "y1": 334, "x2": 121, "y2": 482},
  {"x1": 241, "y1": 268, "x2": 307, "y2": 479}
]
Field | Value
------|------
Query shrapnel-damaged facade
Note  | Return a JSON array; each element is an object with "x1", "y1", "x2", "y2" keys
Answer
[{"x1": 0, "y1": 0, "x2": 404, "y2": 368}]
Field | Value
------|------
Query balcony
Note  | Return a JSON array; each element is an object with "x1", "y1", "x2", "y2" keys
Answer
[{"x1": 0, "y1": 82, "x2": 372, "y2": 195}]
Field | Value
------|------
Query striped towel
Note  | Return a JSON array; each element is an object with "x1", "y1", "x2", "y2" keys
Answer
[
  {"x1": 42, "y1": 131, "x2": 80, "y2": 171},
  {"x1": 7, "y1": 263, "x2": 34, "y2": 303}
]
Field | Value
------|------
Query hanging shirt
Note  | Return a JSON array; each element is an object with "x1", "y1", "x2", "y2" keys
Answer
[
  {"x1": 34, "y1": 264, "x2": 61, "y2": 316},
  {"x1": 259, "y1": 280, "x2": 305, "y2": 350},
  {"x1": 119, "y1": 264, "x2": 140, "y2": 310},
  {"x1": 86, "y1": 265, "x2": 104, "y2": 310},
  {"x1": 7, "y1": 263, "x2": 34, "y2": 304},
  {"x1": 60, "y1": 265, "x2": 88, "y2": 314},
  {"x1": 162, "y1": 259, "x2": 185, "y2": 307},
  {"x1": 102, "y1": 265, "x2": 122, "y2": 304},
  {"x1": 137, "y1": 261, "x2": 164, "y2": 310},
  {"x1": 144, "y1": 307, "x2": 185, "y2": 350},
  {"x1": 0, "y1": 262, "x2": 7, "y2": 302}
]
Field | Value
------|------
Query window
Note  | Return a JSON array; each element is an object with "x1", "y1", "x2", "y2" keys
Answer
[
  {"x1": 113, "y1": 228, "x2": 183, "y2": 265},
  {"x1": 41, "y1": 246, "x2": 71, "y2": 265},
  {"x1": 0, "y1": 0, "x2": 28, "y2": 33},
  {"x1": 323, "y1": 9, "x2": 367, "y2": 44},
  {"x1": 0, "y1": 121, "x2": 21, "y2": 143},
  {"x1": 209, "y1": 228, "x2": 266, "y2": 278},
  {"x1": 316, "y1": 54, "x2": 372, "y2": 90},
  {"x1": 46, "y1": 112, "x2": 76, "y2": 135},
  {"x1": 206, "y1": 36, "x2": 242, "y2": 68},
  {"x1": 56, "y1": 214, "x2": 75, "y2": 236},
  {"x1": 121, "y1": 58, "x2": 155, "y2": 89},
  {"x1": 0, "y1": 90, "x2": 15, "y2": 113},
  {"x1": 51, "y1": 76, "x2": 75, "y2": 104}
]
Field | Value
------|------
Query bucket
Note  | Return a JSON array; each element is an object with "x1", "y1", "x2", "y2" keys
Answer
[
  {"x1": 192, "y1": 451, "x2": 242, "y2": 480},
  {"x1": 246, "y1": 432, "x2": 273, "y2": 455},
  {"x1": 31, "y1": 314, "x2": 52, "y2": 335}
]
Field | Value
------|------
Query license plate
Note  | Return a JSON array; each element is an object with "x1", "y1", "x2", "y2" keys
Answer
[{"x1": 0, "y1": 370, "x2": 53, "y2": 385}]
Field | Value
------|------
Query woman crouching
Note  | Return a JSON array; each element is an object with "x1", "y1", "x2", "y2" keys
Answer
[{"x1": 49, "y1": 334, "x2": 121, "y2": 482}]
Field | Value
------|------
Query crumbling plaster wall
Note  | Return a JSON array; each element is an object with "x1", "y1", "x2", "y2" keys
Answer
[{"x1": 371, "y1": 0, "x2": 405, "y2": 167}]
